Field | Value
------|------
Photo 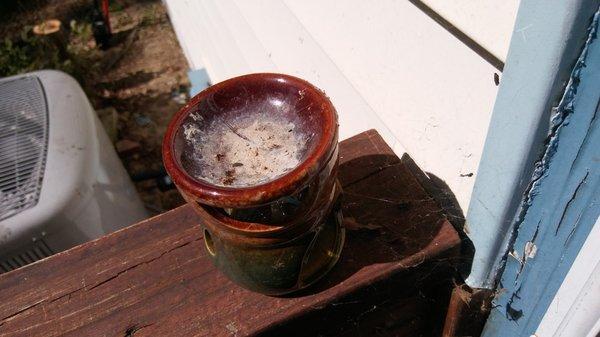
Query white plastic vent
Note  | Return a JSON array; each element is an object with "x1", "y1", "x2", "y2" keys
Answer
[
  {"x1": 0, "y1": 76, "x2": 48, "y2": 221},
  {"x1": 0, "y1": 238, "x2": 53, "y2": 273}
]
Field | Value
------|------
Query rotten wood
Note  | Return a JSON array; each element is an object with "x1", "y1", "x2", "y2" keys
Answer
[
  {"x1": 0, "y1": 130, "x2": 462, "y2": 337},
  {"x1": 442, "y1": 284, "x2": 494, "y2": 337}
]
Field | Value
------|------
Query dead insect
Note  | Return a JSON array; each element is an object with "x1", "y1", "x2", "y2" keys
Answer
[
  {"x1": 223, "y1": 170, "x2": 236, "y2": 185},
  {"x1": 232, "y1": 162, "x2": 244, "y2": 167}
]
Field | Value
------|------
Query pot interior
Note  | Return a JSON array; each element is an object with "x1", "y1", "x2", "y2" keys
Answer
[{"x1": 174, "y1": 75, "x2": 327, "y2": 189}]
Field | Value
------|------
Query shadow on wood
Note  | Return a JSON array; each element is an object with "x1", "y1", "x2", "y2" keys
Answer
[{"x1": 0, "y1": 130, "x2": 463, "y2": 337}]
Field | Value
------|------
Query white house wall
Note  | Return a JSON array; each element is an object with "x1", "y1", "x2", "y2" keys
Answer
[
  {"x1": 421, "y1": 0, "x2": 519, "y2": 62},
  {"x1": 164, "y1": 0, "x2": 520, "y2": 211}
]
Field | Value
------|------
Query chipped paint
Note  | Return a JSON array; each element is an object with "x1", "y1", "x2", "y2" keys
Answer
[
  {"x1": 524, "y1": 242, "x2": 537, "y2": 259},
  {"x1": 465, "y1": 0, "x2": 600, "y2": 288},
  {"x1": 483, "y1": 6, "x2": 600, "y2": 337}
]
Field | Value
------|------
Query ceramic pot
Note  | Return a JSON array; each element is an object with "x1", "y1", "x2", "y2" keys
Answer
[{"x1": 162, "y1": 73, "x2": 344, "y2": 295}]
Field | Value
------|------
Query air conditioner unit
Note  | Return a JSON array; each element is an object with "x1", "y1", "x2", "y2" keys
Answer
[{"x1": 0, "y1": 70, "x2": 148, "y2": 273}]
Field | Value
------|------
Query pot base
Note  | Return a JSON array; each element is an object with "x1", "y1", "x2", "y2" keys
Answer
[{"x1": 202, "y1": 203, "x2": 345, "y2": 296}]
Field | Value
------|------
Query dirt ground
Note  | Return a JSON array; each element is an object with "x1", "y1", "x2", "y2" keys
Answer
[{"x1": 1, "y1": 0, "x2": 189, "y2": 213}]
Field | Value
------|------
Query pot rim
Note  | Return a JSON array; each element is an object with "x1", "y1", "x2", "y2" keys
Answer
[{"x1": 162, "y1": 73, "x2": 338, "y2": 207}]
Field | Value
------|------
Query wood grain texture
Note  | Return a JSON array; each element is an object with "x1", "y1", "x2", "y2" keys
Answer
[
  {"x1": 442, "y1": 285, "x2": 493, "y2": 337},
  {"x1": 0, "y1": 130, "x2": 461, "y2": 337}
]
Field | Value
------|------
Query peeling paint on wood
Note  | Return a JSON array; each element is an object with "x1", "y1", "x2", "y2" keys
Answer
[
  {"x1": 465, "y1": 0, "x2": 600, "y2": 289},
  {"x1": 483, "y1": 7, "x2": 600, "y2": 337}
]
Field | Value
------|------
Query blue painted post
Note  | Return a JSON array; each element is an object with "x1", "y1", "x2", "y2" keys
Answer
[
  {"x1": 465, "y1": 0, "x2": 600, "y2": 288},
  {"x1": 482, "y1": 8, "x2": 600, "y2": 337}
]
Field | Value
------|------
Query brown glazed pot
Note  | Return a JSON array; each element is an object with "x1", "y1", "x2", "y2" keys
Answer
[{"x1": 162, "y1": 73, "x2": 344, "y2": 295}]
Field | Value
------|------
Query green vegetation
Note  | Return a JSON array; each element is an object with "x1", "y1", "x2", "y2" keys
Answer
[
  {"x1": 0, "y1": 19, "x2": 105, "y2": 99},
  {"x1": 0, "y1": 26, "x2": 73, "y2": 77}
]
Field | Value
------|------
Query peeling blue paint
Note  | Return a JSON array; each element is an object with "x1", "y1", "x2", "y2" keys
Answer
[
  {"x1": 483, "y1": 7, "x2": 600, "y2": 337},
  {"x1": 465, "y1": 0, "x2": 600, "y2": 288}
]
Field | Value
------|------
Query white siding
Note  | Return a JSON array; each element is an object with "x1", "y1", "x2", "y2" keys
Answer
[
  {"x1": 422, "y1": 0, "x2": 519, "y2": 61},
  {"x1": 165, "y1": 0, "x2": 520, "y2": 210}
]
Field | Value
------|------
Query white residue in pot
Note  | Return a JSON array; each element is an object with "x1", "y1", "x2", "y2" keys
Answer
[{"x1": 183, "y1": 112, "x2": 307, "y2": 187}]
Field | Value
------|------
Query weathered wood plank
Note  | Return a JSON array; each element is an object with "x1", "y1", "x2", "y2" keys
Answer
[{"x1": 0, "y1": 130, "x2": 461, "y2": 337}]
